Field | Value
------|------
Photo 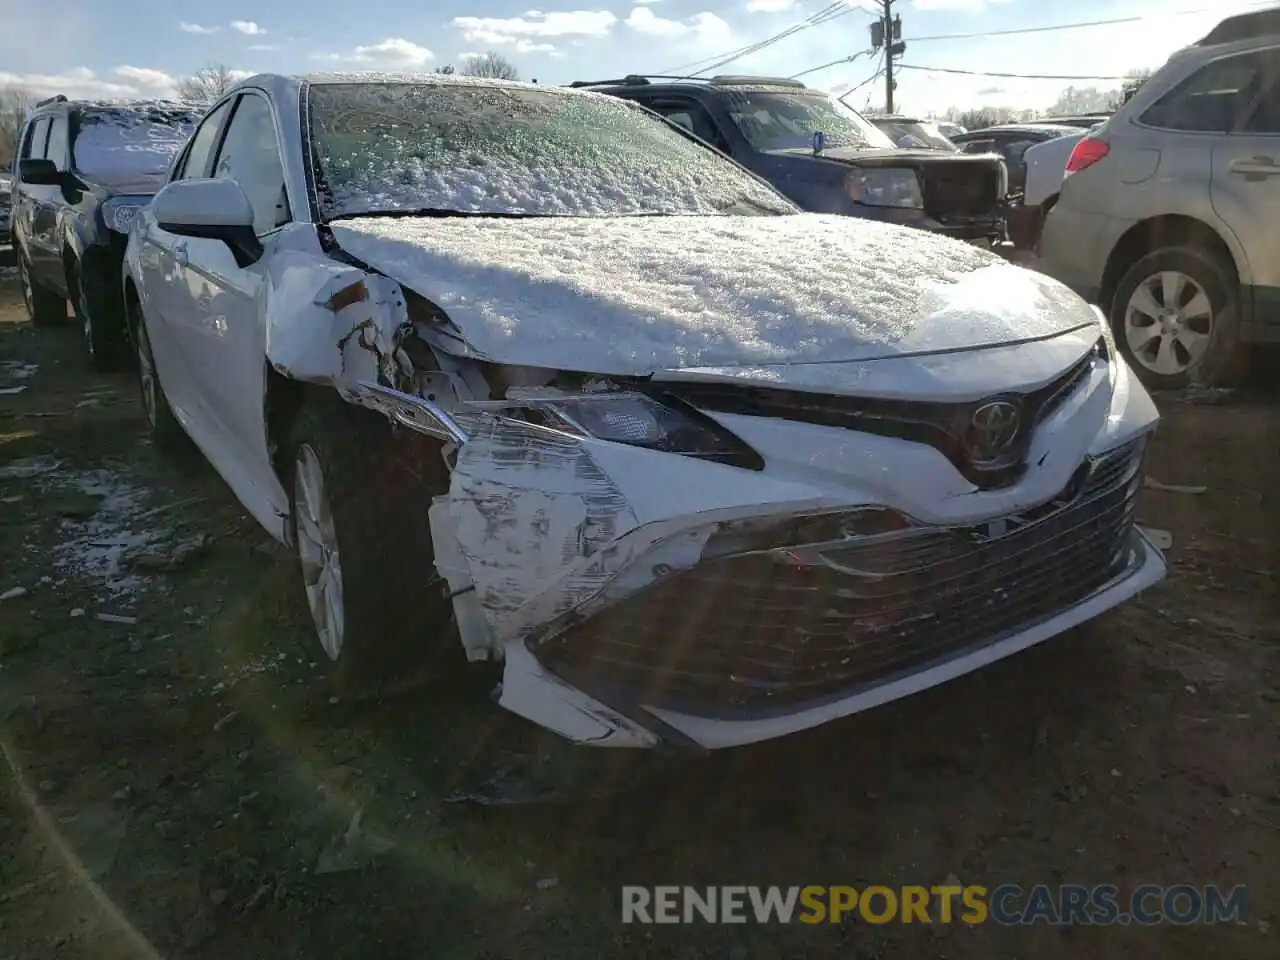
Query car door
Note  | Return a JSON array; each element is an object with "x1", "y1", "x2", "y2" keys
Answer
[
  {"x1": 15, "y1": 117, "x2": 53, "y2": 275},
  {"x1": 35, "y1": 112, "x2": 72, "y2": 295},
  {"x1": 136, "y1": 96, "x2": 236, "y2": 423},
  {"x1": 165, "y1": 90, "x2": 293, "y2": 495},
  {"x1": 1209, "y1": 46, "x2": 1280, "y2": 319}
]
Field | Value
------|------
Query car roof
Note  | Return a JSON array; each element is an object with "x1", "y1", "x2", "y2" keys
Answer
[
  {"x1": 27, "y1": 95, "x2": 203, "y2": 117},
  {"x1": 229, "y1": 71, "x2": 599, "y2": 102},
  {"x1": 569, "y1": 74, "x2": 813, "y2": 97},
  {"x1": 955, "y1": 123, "x2": 1080, "y2": 138}
]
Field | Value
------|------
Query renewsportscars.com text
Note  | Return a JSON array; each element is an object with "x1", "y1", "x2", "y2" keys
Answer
[{"x1": 621, "y1": 884, "x2": 1247, "y2": 926}]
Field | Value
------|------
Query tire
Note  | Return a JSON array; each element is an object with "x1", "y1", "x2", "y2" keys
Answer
[
  {"x1": 285, "y1": 393, "x2": 456, "y2": 696},
  {"x1": 16, "y1": 249, "x2": 67, "y2": 327},
  {"x1": 69, "y1": 259, "x2": 129, "y2": 372},
  {"x1": 1109, "y1": 245, "x2": 1249, "y2": 390},
  {"x1": 131, "y1": 297, "x2": 189, "y2": 455}
]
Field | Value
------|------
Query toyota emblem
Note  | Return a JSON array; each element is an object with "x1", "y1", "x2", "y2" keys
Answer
[{"x1": 966, "y1": 400, "x2": 1023, "y2": 462}]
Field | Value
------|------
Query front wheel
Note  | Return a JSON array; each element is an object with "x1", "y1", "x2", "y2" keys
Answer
[
  {"x1": 1109, "y1": 246, "x2": 1248, "y2": 390},
  {"x1": 71, "y1": 260, "x2": 129, "y2": 372},
  {"x1": 286, "y1": 394, "x2": 455, "y2": 695},
  {"x1": 17, "y1": 250, "x2": 67, "y2": 327},
  {"x1": 131, "y1": 298, "x2": 189, "y2": 454}
]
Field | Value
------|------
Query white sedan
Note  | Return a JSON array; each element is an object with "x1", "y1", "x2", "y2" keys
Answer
[{"x1": 122, "y1": 72, "x2": 1166, "y2": 751}]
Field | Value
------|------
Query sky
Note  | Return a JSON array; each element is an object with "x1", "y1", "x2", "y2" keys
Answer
[{"x1": 0, "y1": 0, "x2": 1274, "y2": 114}]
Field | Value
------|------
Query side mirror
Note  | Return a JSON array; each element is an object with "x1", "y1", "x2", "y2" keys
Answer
[
  {"x1": 153, "y1": 177, "x2": 264, "y2": 267},
  {"x1": 18, "y1": 158, "x2": 61, "y2": 186}
]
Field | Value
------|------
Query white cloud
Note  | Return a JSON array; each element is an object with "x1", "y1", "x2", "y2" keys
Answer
[
  {"x1": 745, "y1": 0, "x2": 799, "y2": 11},
  {"x1": 351, "y1": 38, "x2": 435, "y2": 66},
  {"x1": 452, "y1": 10, "x2": 619, "y2": 49},
  {"x1": 312, "y1": 38, "x2": 435, "y2": 67},
  {"x1": 0, "y1": 65, "x2": 178, "y2": 99},
  {"x1": 230, "y1": 20, "x2": 267, "y2": 36},
  {"x1": 625, "y1": 8, "x2": 732, "y2": 40},
  {"x1": 179, "y1": 22, "x2": 220, "y2": 34}
]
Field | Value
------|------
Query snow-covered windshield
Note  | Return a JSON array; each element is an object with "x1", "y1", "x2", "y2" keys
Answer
[
  {"x1": 71, "y1": 103, "x2": 202, "y2": 190},
  {"x1": 868, "y1": 118, "x2": 957, "y2": 152},
  {"x1": 307, "y1": 80, "x2": 797, "y2": 219},
  {"x1": 720, "y1": 89, "x2": 896, "y2": 152}
]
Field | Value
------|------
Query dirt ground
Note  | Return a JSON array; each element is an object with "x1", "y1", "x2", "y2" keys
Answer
[{"x1": 0, "y1": 272, "x2": 1276, "y2": 960}]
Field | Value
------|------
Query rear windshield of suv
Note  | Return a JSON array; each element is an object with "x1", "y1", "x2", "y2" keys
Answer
[
  {"x1": 307, "y1": 80, "x2": 797, "y2": 220},
  {"x1": 71, "y1": 103, "x2": 202, "y2": 189}
]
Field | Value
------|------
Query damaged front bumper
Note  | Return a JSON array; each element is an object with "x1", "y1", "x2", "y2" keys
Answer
[{"x1": 492, "y1": 433, "x2": 1166, "y2": 750}]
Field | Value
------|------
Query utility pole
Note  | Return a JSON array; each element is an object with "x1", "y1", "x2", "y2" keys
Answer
[{"x1": 869, "y1": 0, "x2": 905, "y2": 113}]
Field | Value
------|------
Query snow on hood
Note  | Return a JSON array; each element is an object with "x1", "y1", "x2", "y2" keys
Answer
[{"x1": 329, "y1": 213, "x2": 1100, "y2": 376}]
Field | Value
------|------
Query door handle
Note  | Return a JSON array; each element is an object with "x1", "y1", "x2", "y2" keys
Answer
[
  {"x1": 173, "y1": 241, "x2": 188, "y2": 266},
  {"x1": 1228, "y1": 156, "x2": 1280, "y2": 178}
]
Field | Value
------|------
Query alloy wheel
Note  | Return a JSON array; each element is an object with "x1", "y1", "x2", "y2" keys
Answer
[
  {"x1": 1122, "y1": 270, "x2": 1213, "y2": 377},
  {"x1": 294, "y1": 444, "x2": 345, "y2": 661}
]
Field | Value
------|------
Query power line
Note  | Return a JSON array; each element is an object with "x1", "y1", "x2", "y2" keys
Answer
[
  {"x1": 658, "y1": 1, "x2": 864, "y2": 76},
  {"x1": 835, "y1": 52, "x2": 885, "y2": 108},
  {"x1": 790, "y1": 48, "x2": 875, "y2": 80},
  {"x1": 897, "y1": 64, "x2": 1131, "y2": 81}
]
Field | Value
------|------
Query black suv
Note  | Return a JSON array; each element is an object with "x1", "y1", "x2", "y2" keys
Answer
[
  {"x1": 10, "y1": 96, "x2": 201, "y2": 368},
  {"x1": 574, "y1": 74, "x2": 1007, "y2": 243}
]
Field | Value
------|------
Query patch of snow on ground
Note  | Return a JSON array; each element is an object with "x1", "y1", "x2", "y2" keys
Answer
[
  {"x1": 49, "y1": 469, "x2": 163, "y2": 599},
  {"x1": 331, "y1": 213, "x2": 1094, "y2": 375},
  {"x1": 1, "y1": 361, "x2": 38, "y2": 383},
  {"x1": 0, "y1": 455, "x2": 62, "y2": 480},
  {"x1": 1, "y1": 458, "x2": 166, "y2": 600}
]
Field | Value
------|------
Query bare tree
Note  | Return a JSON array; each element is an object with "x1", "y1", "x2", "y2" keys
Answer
[
  {"x1": 0, "y1": 85, "x2": 37, "y2": 167},
  {"x1": 176, "y1": 64, "x2": 239, "y2": 102},
  {"x1": 461, "y1": 52, "x2": 520, "y2": 81}
]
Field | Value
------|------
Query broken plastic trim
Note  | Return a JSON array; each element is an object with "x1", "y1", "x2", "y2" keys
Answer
[{"x1": 356, "y1": 381, "x2": 470, "y2": 444}]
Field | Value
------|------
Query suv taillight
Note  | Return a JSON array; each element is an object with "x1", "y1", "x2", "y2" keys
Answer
[{"x1": 1065, "y1": 137, "x2": 1109, "y2": 175}]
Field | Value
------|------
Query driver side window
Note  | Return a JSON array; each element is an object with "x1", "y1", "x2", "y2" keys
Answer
[
  {"x1": 176, "y1": 99, "x2": 234, "y2": 180},
  {"x1": 210, "y1": 93, "x2": 292, "y2": 236}
]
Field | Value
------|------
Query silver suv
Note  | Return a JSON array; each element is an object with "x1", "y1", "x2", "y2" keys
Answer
[{"x1": 1037, "y1": 9, "x2": 1279, "y2": 388}]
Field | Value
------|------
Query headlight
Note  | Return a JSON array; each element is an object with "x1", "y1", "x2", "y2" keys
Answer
[
  {"x1": 514, "y1": 392, "x2": 763, "y2": 469},
  {"x1": 102, "y1": 197, "x2": 150, "y2": 235},
  {"x1": 845, "y1": 168, "x2": 924, "y2": 209}
]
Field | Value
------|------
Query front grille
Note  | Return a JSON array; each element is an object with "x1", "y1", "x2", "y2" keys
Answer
[
  {"x1": 537, "y1": 438, "x2": 1145, "y2": 715},
  {"x1": 662, "y1": 344, "x2": 1101, "y2": 490}
]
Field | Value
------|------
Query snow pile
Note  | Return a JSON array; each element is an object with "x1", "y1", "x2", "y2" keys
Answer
[
  {"x1": 309, "y1": 81, "x2": 792, "y2": 219},
  {"x1": 330, "y1": 213, "x2": 1097, "y2": 375},
  {"x1": 0, "y1": 457, "x2": 166, "y2": 599},
  {"x1": 72, "y1": 102, "x2": 201, "y2": 191}
]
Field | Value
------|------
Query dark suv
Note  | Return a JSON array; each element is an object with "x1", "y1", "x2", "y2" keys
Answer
[
  {"x1": 10, "y1": 96, "x2": 201, "y2": 368},
  {"x1": 574, "y1": 74, "x2": 1008, "y2": 242}
]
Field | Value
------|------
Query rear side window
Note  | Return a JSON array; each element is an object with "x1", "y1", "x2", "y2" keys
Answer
[
  {"x1": 1141, "y1": 51, "x2": 1272, "y2": 132},
  {"x1": 21, "y1": 118, "x2": 51, "y2": 160},
  {"x1": 176, "y1": 99, "x2": 234, "y2": 180}
]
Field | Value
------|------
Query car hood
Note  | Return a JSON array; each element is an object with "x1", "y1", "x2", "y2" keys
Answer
[{"x1": 329, "y1": 213, "x2": 1099, "y2": 380}]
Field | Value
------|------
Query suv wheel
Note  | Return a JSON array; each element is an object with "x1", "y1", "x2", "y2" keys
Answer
[
  {"x1": 17, "y1": 251, "x2": 67, "y2": 327},
  {"x1": 1110, "y1": 245, "x2": 1248, "y2": 390},
  {"x1": 70, "y1": 260, "x2": 129, "y2": 372}
]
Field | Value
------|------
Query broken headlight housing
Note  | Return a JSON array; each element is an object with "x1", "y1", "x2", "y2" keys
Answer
[
  {"x1": 517, "y1": 392, "x2": 764, "y2": 470},
  {"x1": 845, "y1": 168, "x2": 924, "y2": 209}
]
